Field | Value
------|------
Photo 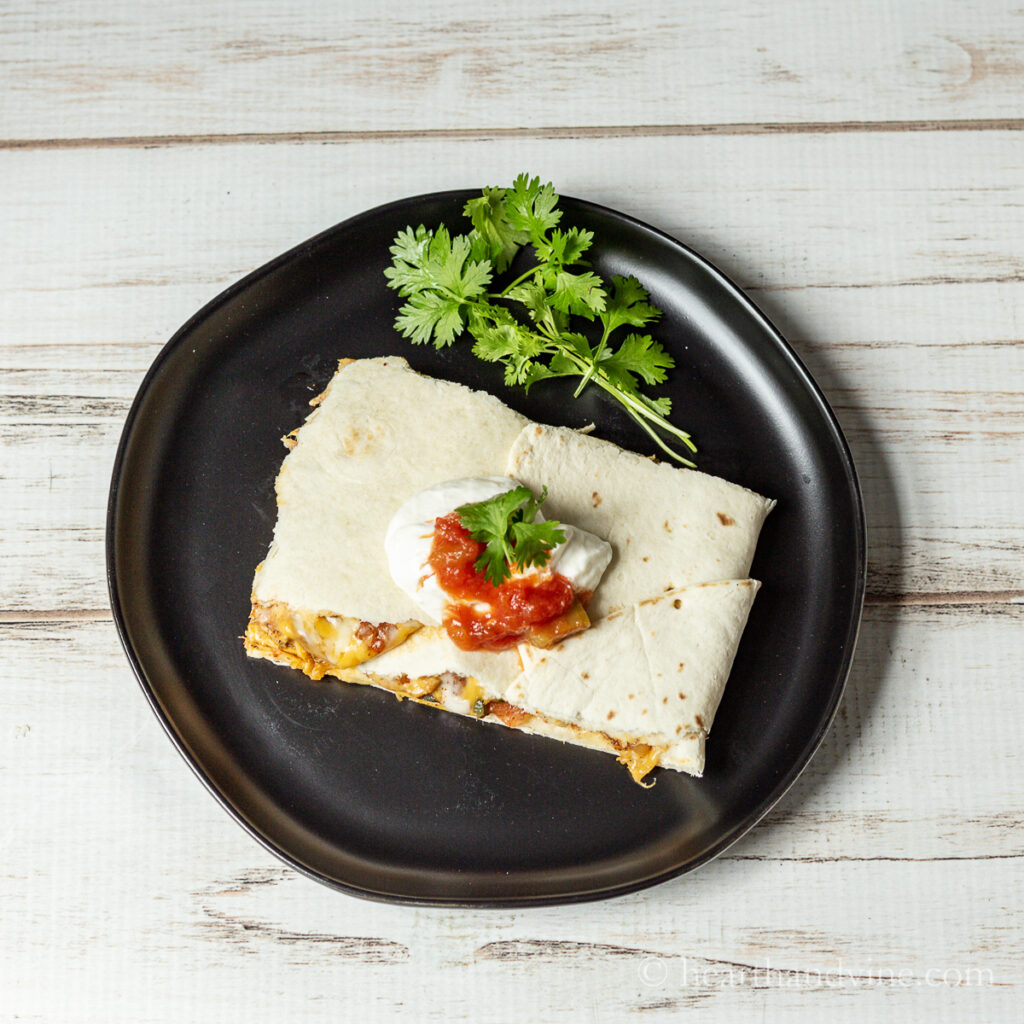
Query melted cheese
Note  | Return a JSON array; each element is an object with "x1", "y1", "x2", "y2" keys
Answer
[
  {"x1": 244, "y1": 601, "x2": 421, "y2": 677},
  {"x1": 615, "y1": 743, "x2": 667, "y2": 787}
]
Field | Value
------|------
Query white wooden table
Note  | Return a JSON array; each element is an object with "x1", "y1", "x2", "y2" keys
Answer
[{"x1": 3, "y1": 2, "x2": 1022, "y2": 1020}]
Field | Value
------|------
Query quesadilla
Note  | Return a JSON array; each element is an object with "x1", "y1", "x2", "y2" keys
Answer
[{"x1": 244, "y1": 357, "x2": 775, "y2": 782}]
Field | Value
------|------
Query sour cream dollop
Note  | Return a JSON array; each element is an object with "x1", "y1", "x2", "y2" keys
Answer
[{"x1": 385, "y1": 477, "x2": 612, "y2": 625}]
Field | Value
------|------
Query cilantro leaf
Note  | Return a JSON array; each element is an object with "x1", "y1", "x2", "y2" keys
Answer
[
  {"x1": 430, "y1": 227, "x2": 492, "y2": 299},
  {"x1": 468, "y1": 319, "x2": 546, "y2": 384},
  {"x1": 535, "y1": 227, "x2": 593, "y2": 267},
  {"x1": 505, "y1": 278, "x2": 566, "y2": 338},
  {"x1": 464, "y1": 187, "x2": 527, "y2": 273},
  {"x1": 395, "y1": 292, "x2": 466, "y2": 347},
  {"x1": 505, "y1": 278, "x2": 552, "y2": 320},
  {"x1": 560, "y1": 332, "x2": 595, "y2": 360},
  {"x1": 546, "y1": 269, "x2": 607, "y2": 318},
  {"x1": 455, "y1": 485, "x2": 566, "y2": 586},
  {"x1": 384, "y1": 225, "x2": 437, "y2": 297},
  {"x1": 503, "y1": 174, "x2": 562, "y2": 243},
  {"x1": 601, "y1": 333, "x2": 675, "y2": 386},
  {"x1": 384, "y1": 224, "x2": 492, "y2": 304},
  {"x1": 509, "y1": 518, "x2": 566, "y2": 570},
  {"x1": 600, "y1": 275, "x2": 662, "y2": 334}
]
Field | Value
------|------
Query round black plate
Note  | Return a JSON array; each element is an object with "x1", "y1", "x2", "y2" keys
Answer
[{"x1": 108, "y1": 190, "x2": 864, "y2": 905}]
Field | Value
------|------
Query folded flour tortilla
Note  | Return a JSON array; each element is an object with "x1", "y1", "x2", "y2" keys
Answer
[{"x1": 244, "y1": 357, "x2": 775, "y2": 781}]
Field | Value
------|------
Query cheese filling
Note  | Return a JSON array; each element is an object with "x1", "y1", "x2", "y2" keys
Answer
[{"x1": 244, "y1": 601, "x2": 421, "y2": 677}]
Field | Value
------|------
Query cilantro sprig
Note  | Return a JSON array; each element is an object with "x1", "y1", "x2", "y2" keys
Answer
[
  {"x1": 455, "y1": 485, "x2": 566, "y2": 587},
  {"x1": 385, "y1": 174, "x2": 697, "y2": 466}
]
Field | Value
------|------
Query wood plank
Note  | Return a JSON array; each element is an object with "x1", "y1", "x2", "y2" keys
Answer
[
  {"x1": 2, "y1": 132, "x2": 1022, "y2": 609},
  {"x1": 1, "y1": 608, "x2": 1020, "y2": 1022},
  {"x1": 7, "y1": 119, "x2": 1024, "y2": 154},
  {"x1": 3, "y1": 0, "x2": 1024, "y2": 141},
  {"x1": 5, "y1": 133, "x2": 1024, "y2": 297}
]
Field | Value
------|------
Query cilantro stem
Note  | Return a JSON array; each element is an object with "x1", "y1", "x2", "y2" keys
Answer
[
  {"x1": 593, "y1": 378, "x2": 697, "y2": 466},
  {"x1": 497, "y1": 266, "x2": 541, "y2": 297},
  {"x1": 601, "y1": 379, "x2": 696, "y2": 450},
  {"x1": 550, "y1": 344, "x2": 697, "y2": 466},
  {"x1": 572, "y1": 321, "x2": 612, "y2": 398}
]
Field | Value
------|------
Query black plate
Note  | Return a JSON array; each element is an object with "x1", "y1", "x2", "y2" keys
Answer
[{"x1": 108, "y1": 190, "x2": 864, "y2": 905}]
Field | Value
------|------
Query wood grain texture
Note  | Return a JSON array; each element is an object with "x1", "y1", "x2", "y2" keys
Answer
[
  {"x1": 2, "y1": 132, "x2": 1022, "y2": 610},
  {"x1": 4, "y1": 5, "x2": 1024, "y2": 1017},
  {"x1": 2, "y1": 0, "x2": 1024, "y2": 141},
  {"x1": 6, "y1": 133, "x2": 1024, "y2": 297},
  {"x1": 1, "y1": 609, "x2": 1020, "y2": 1021}
]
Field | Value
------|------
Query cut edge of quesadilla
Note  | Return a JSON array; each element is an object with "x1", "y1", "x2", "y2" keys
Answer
[
  {"x1": 512, "y1": 578, "x2": 761, "y2": 748},
  {"x1": 243, "y1": 596, "x2": 422, "y2": 677},
  {"x1": 245, "y1": 626, "x2": 706, "y2": 782}
]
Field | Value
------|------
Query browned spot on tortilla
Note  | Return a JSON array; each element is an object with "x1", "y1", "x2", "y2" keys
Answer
[
  {"x1": 695, "y1": 714, "x2": 705, "y2": 729},
  {"x1": 672, "y1": 598, "x2": 682, "y2": 609},
  {"x1": 342, "y1": 426, "x2": 381, "y2": 456},
  {"x1": 581, "y1": 671, "x2": 589, "y2": 680},
  {"x1": 664, "y1": 519, "x2": 672, "y2": 532},
  {"x1": 717, "y1": 512, "x2": 735, "y2": 526},
  {"x1": 678, "y1": 662, "x2": 685, "y2": 671},
  {"x1": 675, "y1": 725, "x2": 683, "y2": 735},
  {"x1": 642, "y1": 556, "x2": 650, "y2": 563},
  {"x1": 607, "y1": 710, "x2": 616, "y2": 720},
  {"x1": 625, "y1": 538, "x2": 631, "y2": 545},
  {"x1": 628, "y1": 693, "x2": 635, "y2": 699},
  {"x1": 592, "y1": 490, "x2": 602, "y2": 507},
  {"x1": 678, "y1": 691, "x2": 686, "y2": 700},
  {"x1": 534, "y1": 425, "x2": 543, "y2": 436},
  {"x1": 642, "y1": 708, "x2": 648, "y2": 715},
  {"x1": 662, "y1": 696, "x2": 668, "y2": 704}
]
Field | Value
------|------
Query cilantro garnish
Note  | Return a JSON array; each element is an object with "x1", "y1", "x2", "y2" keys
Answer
[
  {"x1": 384, "y1": 173, "x2": 697, "y2": 466},
  {"x1": 454, "y1": 485, "x2": 566, "y2": 587}
]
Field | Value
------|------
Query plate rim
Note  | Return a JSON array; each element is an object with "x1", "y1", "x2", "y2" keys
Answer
[{"x1": 107, "y1": 188, "x2": 866, "y2": 906}]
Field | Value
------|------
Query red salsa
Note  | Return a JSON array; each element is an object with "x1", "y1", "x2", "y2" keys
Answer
[{"x1": 428, "y1": 512, "x2": 575, "y2": 651}]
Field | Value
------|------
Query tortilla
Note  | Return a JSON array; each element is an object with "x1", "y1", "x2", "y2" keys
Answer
[
  {"x1": 513, "y1": 580, "x2": 760, "y2": 765},
  {"x1": 508, "y1": 424, "x2": 774, "y2": 618},
  {"x1": 251, "y1": 357, "x2": 528, "y2": 624}
]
